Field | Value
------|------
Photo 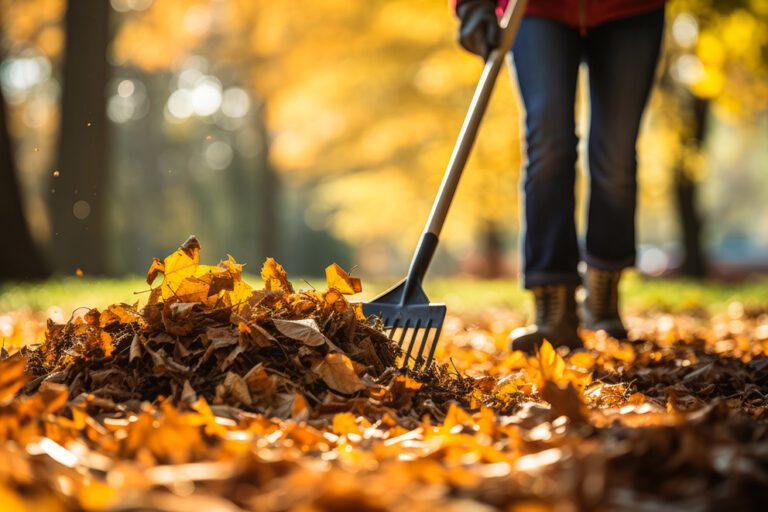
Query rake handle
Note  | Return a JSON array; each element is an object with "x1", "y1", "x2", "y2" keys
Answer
[{"x1": 405, "y1": 0, "x2": 527, "y2": 288}]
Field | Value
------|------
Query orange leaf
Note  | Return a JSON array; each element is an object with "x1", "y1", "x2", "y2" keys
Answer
[
  {"x1": 332, "y1": 412, "x2": 359, "y2": 436},
  {"x1": 291, "y1": 393, "x2": 310, "y2": 420},
  {"x1": 0, "y1": 353, "x2": 28, "y2": 404},
  {"x1": 325, "y1": 263, "x2": 362, "y2": 295},
  {"x1": 261, "y1": 258, "x2": 294, "y2": 293},
  {"x1": 535, "y1": 340, "x2": 566, "y2": 389}
]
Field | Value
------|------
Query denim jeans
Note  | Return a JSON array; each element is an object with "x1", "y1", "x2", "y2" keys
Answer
[{"x1": 512, "y1": 9, "x2": 664, "y2": 288}]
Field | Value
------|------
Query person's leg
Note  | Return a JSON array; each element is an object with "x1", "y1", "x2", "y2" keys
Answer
[
  {"x1": 584, "y1": 9, "x2": 664, "y2": 270},
  {"x1": 510, "y1": 18, "x2": 583, "y2": 353},
  {"x1": 513, "y1": 17, "x2": 583, "y2": 290},
  {"x1": 584, "y1": 9, "x2": 665, "y2": 337}
]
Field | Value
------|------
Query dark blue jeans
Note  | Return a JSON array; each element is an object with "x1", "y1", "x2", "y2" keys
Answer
[{"x1": 512, "y1": 9, "x2": 664, "y2": 288}]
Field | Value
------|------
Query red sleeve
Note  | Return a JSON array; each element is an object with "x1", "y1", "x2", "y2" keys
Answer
[{"x1": 452, "y1": 0, "x2": 508, "y2": 16}]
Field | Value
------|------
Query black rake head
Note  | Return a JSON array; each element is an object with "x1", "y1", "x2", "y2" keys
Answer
[{"x1": 362, "y1": 279, "x2": 446, "y2": 370}]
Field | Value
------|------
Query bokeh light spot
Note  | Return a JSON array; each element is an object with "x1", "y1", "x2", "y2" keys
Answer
[{"x1": 73, "y1": 200, "x2": 91, "y2": 220}]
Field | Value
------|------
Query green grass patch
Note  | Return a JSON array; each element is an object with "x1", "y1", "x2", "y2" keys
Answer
[{"x1": 1, "y1": 272, "x2": 766, "y2": 317}]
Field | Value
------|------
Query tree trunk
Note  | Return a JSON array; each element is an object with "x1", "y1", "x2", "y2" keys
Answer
[
  {"x1": 481, "y1": 220, "x2": 504, "y2": 278},
  {"x1": 50, "y1": 0, "x2": 111, "y2": 275},
  {"x1": 674, "y1": 96, "x2": 709, "y2": 278},
  {"x1": 255, "y1": 104, "x2": 280, "y2": 259},
  {"x1": 0, "y1": 82, "x2": 49, "y2": 281}
]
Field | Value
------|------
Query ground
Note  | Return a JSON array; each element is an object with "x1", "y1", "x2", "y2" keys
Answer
[{"x1": 1, "y1": 269, "x2": 767, "y2": 511}]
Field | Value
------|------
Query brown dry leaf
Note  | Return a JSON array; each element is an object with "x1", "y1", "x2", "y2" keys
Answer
[
  {"x1": 162, "y1": 302, "x2": 200, "y2": 336},
  {"x1": 181, "y1": 380, "x2": 197, "y2": 403},
  {"x1": 540, "y1": 381, "x2": 588, "y2": 426},
  {"x1": 313, "y1": 353, "x2": 366, "y2": 394},
  {"x1": 243, "y1": 364, "x2": 276, "y2": 405},
  {"x1": 273, "y1": 318, "x2": 329, "y2": 347},
  {"x1": 388, "y1": 374, "x2": 423, "y2": 408},
  {"x1": 205, "y1": 326, "x2": 239, "y2": 349},
  {"x1": 261, "y1": 257, "x2": 293, "y2": 293},
  {"x1": 222, "y1": 372, "x2": 252, "y2": 405},
  {"x1": 239, "y1": 322, "x2": 274, "y2": 348},
  {"x1": 129, "y1": 334, "x2": 142, "y2": 362},
  {"x1": 325, "y1": 263, "x2": 362, "y2": 295}
]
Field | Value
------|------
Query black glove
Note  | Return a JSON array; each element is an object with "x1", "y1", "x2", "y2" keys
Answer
[{"x1": 456, "y1": 0, "x2": 500, "y2": 59}]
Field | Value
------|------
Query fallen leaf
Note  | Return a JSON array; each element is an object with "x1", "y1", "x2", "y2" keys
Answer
[
  {"x1": 148, "y1": 236, "x2": 200, "y2": 300},
  {"x1": 325, "y1": 263, "x2": 362, "y2": 295},
  {"x1": 261, "y1": 258, "x2": 293, "y2": 293},
  {"x1": 0, "y1": 354, "x2": 27, "y2": 404},
  {"x1": 313, "y1": 353, "x2": 366, "y2": 394},
  {"x1": 273, "y1": 318, "x2": 329, "y2": 347}
]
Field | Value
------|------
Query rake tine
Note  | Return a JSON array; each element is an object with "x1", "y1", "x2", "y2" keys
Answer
[
  {"x1": 424, "y1": 323, "x2": 443, "y2": 369},
  {"x1": 396, "y1": 319, "x2": 411, "y2": 348},
  {"x1": 386, "y1": 318, "x2": 399, "y2": 340},
  {"x1": 402, "y1": 319, "x2": 422, "y2": 367},
  {"x1": 412, "y1": 319, "x2": 433, "y2": 370}
]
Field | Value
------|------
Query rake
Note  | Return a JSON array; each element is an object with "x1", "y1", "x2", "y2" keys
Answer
[{"x1": 362, "y1": 0, "x2": 527, "y2": 369}]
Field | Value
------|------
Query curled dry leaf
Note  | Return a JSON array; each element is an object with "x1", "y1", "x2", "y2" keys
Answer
[
  {"x1": 313, "y1": 353, "x2": 366, "y2": 394},
  {"x1": 272, "y1": 318, "x2": 329, "y2": 347}
]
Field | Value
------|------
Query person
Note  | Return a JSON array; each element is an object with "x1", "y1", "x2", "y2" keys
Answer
[{"x1": 453, "y1": 0, "x2": 666, "y2": 353}]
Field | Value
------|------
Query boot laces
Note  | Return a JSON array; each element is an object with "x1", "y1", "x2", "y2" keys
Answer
[
  {"x1": 590, "y1": 270, "x2": 620, "y2": 317},
  {"x1": 535, "y1": 286, "x2": 567, "y2": 326}
]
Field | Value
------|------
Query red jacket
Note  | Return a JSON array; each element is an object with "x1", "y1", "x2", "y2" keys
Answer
[{"x1": 454, "y1": 0, "x2": 665, "y2": 33}]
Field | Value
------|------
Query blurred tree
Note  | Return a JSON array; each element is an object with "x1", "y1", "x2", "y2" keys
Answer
[
  {"x1": 0, "y1": 78, "x2": 48, "y2": 281},
  {"x1": 109, "y1": 0, "x2": 281, "y2": 270},
  {"x1": 212, "y1": 0, "x2": 522, "y2": 276},
  {"x1": 657, "y1": 0, "x2": 768, "y2": 276},
  {"x1": 50, "y1": 0, "x2": 111, "y2": 274},
  {"x1": 674, "y1": 95, "x2": 709, "y2": 277},
  {"x1": 4, "y1": 0, "x2": 766, "y2": 280}
]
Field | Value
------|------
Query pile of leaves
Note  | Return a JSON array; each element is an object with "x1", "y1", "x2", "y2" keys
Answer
[
  {"x1": 20, "y1": 237, "x2": 491, "y2": 427},
  {"x1": 1, "y1": 238, "x2": 768, "y2": 511}
]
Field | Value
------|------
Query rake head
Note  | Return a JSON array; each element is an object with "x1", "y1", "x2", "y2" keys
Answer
[{"x1": 362, "y1": 279, "x2": 446, "y2": 370}]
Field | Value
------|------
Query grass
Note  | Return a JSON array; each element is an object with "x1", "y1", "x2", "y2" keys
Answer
[{"x1": 1, "y1": 272, "x2": 767, "y2": 317}]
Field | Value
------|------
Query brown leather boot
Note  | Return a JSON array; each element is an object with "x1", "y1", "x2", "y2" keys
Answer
[
  {"x1": 509, "y1": 284, "x2": 583, "y2": 354},
  {"x1": 583, "y1": 267, "x2": 628, "y2": 339}
]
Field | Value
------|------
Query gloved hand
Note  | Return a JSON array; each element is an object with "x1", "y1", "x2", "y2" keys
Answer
[{"x1": 456, "y1": 0, "x2": 500, "y2": 60}]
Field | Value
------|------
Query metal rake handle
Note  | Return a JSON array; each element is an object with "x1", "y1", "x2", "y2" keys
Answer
[
  {"x1": 404, "y1": 0, "x2": 527, "y2": 287},
  {"x1": 426, "y1": 0, "x2": 526, "y2": 237}
]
